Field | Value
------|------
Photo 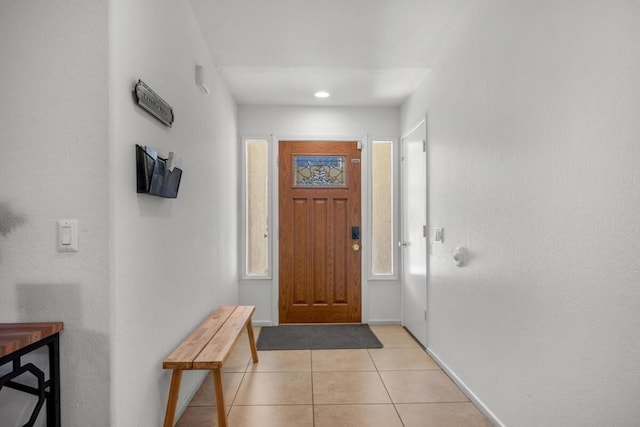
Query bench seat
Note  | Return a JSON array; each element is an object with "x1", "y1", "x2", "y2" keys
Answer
[{"x1": 163, "y1": 305, "x2": 258, "y2": 427}]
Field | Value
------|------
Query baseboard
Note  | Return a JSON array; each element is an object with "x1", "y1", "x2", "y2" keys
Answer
[
  {"x1": 366, "y1": 319, "x2": 402, "y2": 326},
  {"x1": 252, "y1": 320, "x2": 273, "y2": 327},
  {"x1": 253, "y1": 320, "x2": 401, "y2": 327},
  {"x1": 426, "y1": 347, "x2": 505, "y2": 427}
]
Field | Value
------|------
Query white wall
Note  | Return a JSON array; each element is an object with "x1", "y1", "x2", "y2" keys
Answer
[
  {"x1": 0, "y1": 1, "x2": 110, "y2": 426},
  {"x1": 401, "y1": 1, "x2": 640, "y2": 425},
  {"x1": 109, "y1": 0, "x2": 239, "y2": 425},
  {"x1": 238, "y1": 106, "x2": 402, "y2": 325}
]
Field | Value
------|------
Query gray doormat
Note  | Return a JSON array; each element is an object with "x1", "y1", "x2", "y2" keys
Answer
[{"x1": 256, "y1": 324, "x2": 383, "y2": 350}]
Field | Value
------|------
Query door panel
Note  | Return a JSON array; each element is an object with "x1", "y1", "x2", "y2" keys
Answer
[
  {"x1": 401, "y1": 122, "x2": 428, "y2": 346},
  {"x1": 279, "y1": 141, "x2": 361, "y2": 323}
]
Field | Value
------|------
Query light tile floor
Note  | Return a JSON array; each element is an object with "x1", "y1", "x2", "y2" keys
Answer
[{"x1": 176, "y1": 326, "x2": 491, "y2": 427}]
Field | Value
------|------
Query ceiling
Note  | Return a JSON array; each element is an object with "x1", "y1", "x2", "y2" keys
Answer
[{"x1": 189, "y1": 0, "x2": 469, "y2": 107}]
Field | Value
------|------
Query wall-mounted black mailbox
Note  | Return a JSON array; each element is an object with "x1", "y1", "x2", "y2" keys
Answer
[{"x1": 136, "y1": 145, "x2": 182, "y2": 198}]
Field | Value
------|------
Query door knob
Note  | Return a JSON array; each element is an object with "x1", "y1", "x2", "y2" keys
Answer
[
  {"x1": 453, "y1": 246, "x2": 467, "y2": 267},
  {"x1": 398, "y1": 241, "x2": 409, "y2": 247},
  {"x1": 352, "y1": 244, "x2": 360, "y2": 252}
]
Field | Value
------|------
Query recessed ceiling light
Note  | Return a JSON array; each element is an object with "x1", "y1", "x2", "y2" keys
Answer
[{"x1": 315, "y1": 91, "x2": 330, "y2": 98}]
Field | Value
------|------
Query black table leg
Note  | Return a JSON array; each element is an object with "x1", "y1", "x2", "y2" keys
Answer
[{"x1": 47, "y1": 333, "x2": 61, "y2": 427}]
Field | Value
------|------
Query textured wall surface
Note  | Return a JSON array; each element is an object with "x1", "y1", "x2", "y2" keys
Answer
[
  {"x1": 1, "y1": 0, "x2": 239, "y2": 425},
  {"x1": 401, "y1": 1, "x2": 640, "y2": 425},
  {"x1": 109, "y1": 0, "x2": 239, "y2": 425},
  {"x1": 237, "y1": 105, "x2": 402, "y2": 325},
  {"x1": 0, "y1": 1, "x2": 110, "y2": 426}
]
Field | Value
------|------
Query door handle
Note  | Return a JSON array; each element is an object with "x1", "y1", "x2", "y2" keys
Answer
[
  {"x1": 352, "y1": 244, "x2": 360, "y2": 252},
  {"x1": 398, "y1": 241, "x2": 409, "y2": 248}
]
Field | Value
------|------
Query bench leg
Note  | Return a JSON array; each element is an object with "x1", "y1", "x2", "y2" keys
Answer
[
  {"x1": 163, "y1": 370, "x2": 183, "y2": 427},
  {"x1": 212, "y1": 368, "x2": 228, "y2": 427},
  {"x1": 246, "y1": 319, "x2": 259, "y2": 364}
]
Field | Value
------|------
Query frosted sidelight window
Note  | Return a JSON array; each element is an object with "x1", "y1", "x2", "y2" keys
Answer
[
  {"x1": 246, "y1": 139, "x2": 269, "y2": 276},
  {"x1": 371, "y1": 141, "x2": 393, "y2": 275}
]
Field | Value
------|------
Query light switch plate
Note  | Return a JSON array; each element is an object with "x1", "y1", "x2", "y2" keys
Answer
[{"x1": 57, "y1": 219, "x2": 78, "y2": 252}]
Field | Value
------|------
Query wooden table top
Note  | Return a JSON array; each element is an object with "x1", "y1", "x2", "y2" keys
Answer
[{"x1": 0, "y1": 322, "x2": 64, "y2": 357}]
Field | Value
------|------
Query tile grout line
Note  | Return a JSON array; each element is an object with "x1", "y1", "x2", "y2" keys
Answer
[
  {"x1": 225, "y1": 352, "x2": 252, "y2": 417},
  {"x1": 310, "y1": 349, "x2": 315, "y2": 427},
  {"x1": 369, "y1": 343, "x2": 407, "y2": 427},
  {"x1": 225, "y1": 332, "x2": 258, "y2": 418}
]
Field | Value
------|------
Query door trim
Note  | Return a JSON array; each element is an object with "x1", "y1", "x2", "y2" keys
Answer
[{"x1": 271, "y1": 136, "x2": 368, "y2": 325}]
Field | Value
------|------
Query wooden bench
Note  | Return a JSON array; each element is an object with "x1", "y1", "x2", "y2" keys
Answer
[{"x1": 162, "y1": 305, "x2": 259, "y2": 427}]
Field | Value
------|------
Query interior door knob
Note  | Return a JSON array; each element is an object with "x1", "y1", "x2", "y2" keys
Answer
[
  {"x1": 453, "y1": 246, "x2": 468, "y2": 267},
  {"x1": 352, "y1": 244, "x2": 360, "y2": 252}
]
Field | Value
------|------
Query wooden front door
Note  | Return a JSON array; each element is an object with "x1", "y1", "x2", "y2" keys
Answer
[{"x1": 279, "y1": 141, "x2": 361, "y2": 323}]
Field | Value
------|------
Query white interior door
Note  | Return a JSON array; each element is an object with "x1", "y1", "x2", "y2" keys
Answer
[{"x1": 400, "y1": 120, "x2": 428, "y2": 347}]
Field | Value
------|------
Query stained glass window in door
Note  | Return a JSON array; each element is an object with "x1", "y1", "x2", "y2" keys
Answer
[{"x1": 294, "y1": 155, "x2": 347, "y2": 186}]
